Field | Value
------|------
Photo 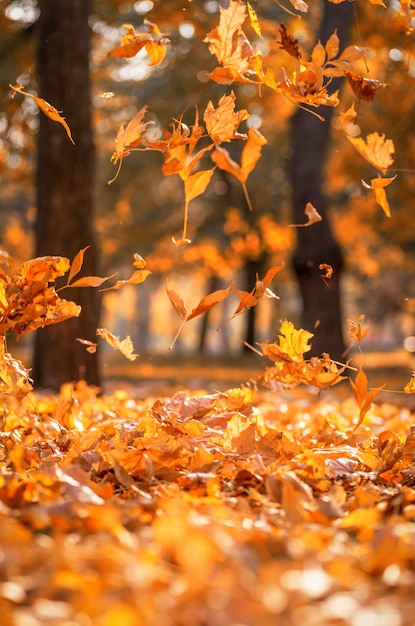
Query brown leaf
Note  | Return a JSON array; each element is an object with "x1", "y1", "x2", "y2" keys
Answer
[
  {"x1": 345, "y1": 70, "x2": 387, "y2": 102},
  {"x1": 277, "y1": 24, "x2": 301, "y2": 59},
  {"x1": 186, "y1": 282, "x2": 234, "y2": 322}
]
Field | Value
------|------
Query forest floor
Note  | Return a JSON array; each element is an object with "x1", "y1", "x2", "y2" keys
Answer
[{"x1": 3, "y1": 345, "x2": 415, "y2": 625}]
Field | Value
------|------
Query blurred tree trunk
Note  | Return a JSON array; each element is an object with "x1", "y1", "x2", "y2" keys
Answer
[
  {"x1": 290, "y1": 2, "x2": 353, "y2": 361},
  {"x1": 32, "y1": 0, "x2": 100, "y2": 389}
]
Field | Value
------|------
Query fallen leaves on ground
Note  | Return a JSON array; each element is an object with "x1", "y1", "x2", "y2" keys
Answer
[{"x1": 1, "y1": 371, "x2": 415, "y2": 625}]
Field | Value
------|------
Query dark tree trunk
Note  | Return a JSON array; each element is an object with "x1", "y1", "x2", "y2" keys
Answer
[
  {"x1": 32, "y1": 0, "x2": 100, "y2": 389},
  {"x1": 290, "y1": 2, "x2": 353, "y2": 361}
]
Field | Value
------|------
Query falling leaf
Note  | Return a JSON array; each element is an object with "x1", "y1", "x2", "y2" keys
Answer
[
  {"x1": 204, "y1": 92, "x2": 249, "y2": 144},
  {"x1": 277, "y1": 24, "x2": 301, "y2": 59},
  {"x1": 361, "y1": 175, "x2": 397, "y2": 217},
  {"x1": 76, "y1": 338, "x2": 98, "y2": 354},
  {"x1": 211, "y1": 127, "x2": 267, "y2": 211},
  {"x1": 348, "y1": 314, "x2": 368, "y2": 346},
  {"x1": 96, "y1": 328, "x2": 138, "y2": 361},
  {"x1": 290, "y1": 202, "x2": 322, "y2": 227},
  {"x1": 108, "y1": 22, "x2": 170, "y2": 65},
  {"x1": 247, "y1": 2, "x2": 262, "y2": 37},
  {"x1": 404, "y1": 372, "x2": 415, "y2": 394},
  {"x1": 345, "y1": 70, "x2": 387, "y2": 102},
  {"x1": 347, "y1": 132, "x2": 394, "y2": 174},
  {"x1": 319, "y1": 263, "x2": 333, "y2": 279},
  {"x1": 9, "y1": 83, "x2": 74, "y2": 144},
  {"x1": 350, "y1": 367, "x2": 384, "y2": 428},
  {"x1": 186, "y1": 282, "x2": 234, "y2": 322},
  {"x1": 109, "y1": 106, "x2": 154, "y2": 183}
]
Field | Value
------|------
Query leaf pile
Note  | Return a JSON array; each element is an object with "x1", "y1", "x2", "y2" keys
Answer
[{"x1": 1, "y1": 377, "x2": 415, "y2": 625}]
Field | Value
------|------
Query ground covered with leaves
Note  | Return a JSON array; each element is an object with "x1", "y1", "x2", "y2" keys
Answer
[{"x1": 0, "y1": 374, "x2": 415, "y2": 626}]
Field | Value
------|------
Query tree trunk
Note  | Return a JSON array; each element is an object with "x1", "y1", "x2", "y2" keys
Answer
[
  {"x1": 32, "y1": 0, "x2": 100, "y2": 389},
  {"x1": 290, "y1": 2, "x2": 353, "y2": 361}
]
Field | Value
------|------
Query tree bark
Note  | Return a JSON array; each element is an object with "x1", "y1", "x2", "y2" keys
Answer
[
  {"x1": 290, "y1": 2, "x2": 353, "y2": 361},
  {"x1": 32, "y1": 0, "x2": 100, "y2": 389}
]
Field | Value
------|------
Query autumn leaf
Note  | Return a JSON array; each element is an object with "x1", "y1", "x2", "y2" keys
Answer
[
  {"x1": 167, "y1": 281, "x2": 234, "y2": 348},
  {"x1": 64, "y1": 247, "x2": 117, "y2": 289},
  {"x1": 211, "y1": 127, "x2": 267, "y2": 211},
  {"x1": 204, "y1": 92, "x2": 249, "y2": 144},
  {"x1": 362, "y1": 175, "x2": 397, "y2": 217},
  {"x1": 109, "y1": 106, "x2": 154, "y2": 183},
  {"x1": 290, "y1": 202, "x2": 322, "y2": 227},
  {"x1": 277, "y1": 24, "x2": 301, "y2": 59},
  {"x1": 10, "y1": 83, "x2": 74, "y2": 144},
  {"x1": 219, "y1": 264, "x2": 283, "y2": 327},
  {"x1": 0, "y1": 336, "x2": 32, "y2": 398},
  {"x1": 186, "y1": 282, "x2": 234, "y2": 322},
  {"x1": 247, "y1": 2, "x2": 262, "y2": 37},
  {"x1": 350, "y1": 367, "x2": 384, "y2": 428},
  {"x1": 347, "y1": 314, "x2": 368, "y2": 347},
  {"x1": 404, "y1": 372, "x2": 415, "y2": 394},
  {"x1": 347, "y1": 132, "x2": 394, "y2": 174},
  {"x1": 204, "y1": 0, "x2": 259, "y2": 85},
  {"x1": 96, "y1": 328, "x2": 138, "y2": 361},
  {"x1": 345, "y1": 70, "x2": 387, "y2": 102},
  {"x1": 76, "y1": 338, "x2": 98, "y2": 354},
  {"x1": 108, "y1": 22, "x2": 170, "y2": 65}
]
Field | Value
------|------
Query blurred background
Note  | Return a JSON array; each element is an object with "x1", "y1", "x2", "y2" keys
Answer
[{"x1": 0, "y1": 0, "x2": 414, "y2": 388}]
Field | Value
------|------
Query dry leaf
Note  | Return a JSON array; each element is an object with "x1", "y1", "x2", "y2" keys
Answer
[
  {"x1": 345, "y1": 70, "x2": 387, "y2": 102},
  {"x1": 361, "y1": 175, "x2": 397, "y2": 217},
  {"x1": 290, "y1": 202, "x2": 323, "y2": 227},
  {"x1": 10, "y1": 83, "x2": 74, "y2": 144},
  {"x1": 347, "y1": 132, "x2": 394, "y2": 174},
  {"x1": 96, "y1": 328, "x2": 138, "y2": 361}
]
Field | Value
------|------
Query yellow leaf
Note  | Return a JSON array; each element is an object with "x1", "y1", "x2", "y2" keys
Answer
[{"x1": 347, "y1": 132, "x2": 394, "y2": 174}]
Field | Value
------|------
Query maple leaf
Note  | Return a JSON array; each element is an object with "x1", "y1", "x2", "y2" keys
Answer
[
  {"x1": 361, "y1": 175, "x2": 397, "y2": 217},
  {"x1": 345, "y1": 70, "x2": 387, "y2": 102},
  {"x1": 10, "y1": 83, "x2": 74, "y2": 144},
  {"x1": 211, "y1": 127, "x2": 267, "y2": 211},
  {"x1": 204, "y1": 0, "x2": 259, "y2": 85},
  {"x1": 108, "y1": 22, "x2": 170, "y2": 65},
  {"x1": 109, "y1": 106, "x2": 154, "y2": 183},
  {"x1": 347, "y1": 132, "x2": 394, "y2": 174},
  {"x1": 204, "y1": 92, "x2": 249, "y2": 144},
  {"x1": 96, "y1": 328, "x2": 138, "y2": 361}
]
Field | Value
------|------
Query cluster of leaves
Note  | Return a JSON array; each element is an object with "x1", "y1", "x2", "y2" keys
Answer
[{"x1": 1, "y1": 371, "x2": 415, "y2": 624}]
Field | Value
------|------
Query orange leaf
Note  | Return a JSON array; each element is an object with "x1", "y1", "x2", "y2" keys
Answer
[
  {"x1": 362, "y1": 175, "x2": 397, "y2": 217},
  {"x1": 184, "y1": 169, "x2": 215, "y2": 204},
  {"x1": 68, "y1": 274, "x2": 117, "y2": 289},
  {"x1": 9, "y1": 83, "x2": 74, "y2": 144},
  {"x1": 67, "y1": 246, "x2": 90, "y2": 285},
  {"x1": 186, "y1": 282, "x2": 234, "y2": 321},
  {"x1": 290, "y1": 202, "x2": 322, "y2": 227},
  {"x1": 96, "y1": 328, "x2": 138, "y2": 361},
  {"x1": 100, "y1": 269, "x2": 151, "y2": 292},
  {"x1": 350, "y1": 367, "x2": 384, "y2": 428},
  {"x1": 204, "y1": 92, "x2": 249, "y2": 143},
  {"x1": 166, "y1": 283, "x2": 187, "y2": 321},
  {"x1": 404, "y1": 372, "x2": 415, "y2": 394},
  {"x1": 347, "y1": 132, "x2": 394, "y2": 174},
  {"x1": 109, "y1": 106, "x2": 154, "y2": 183}
]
